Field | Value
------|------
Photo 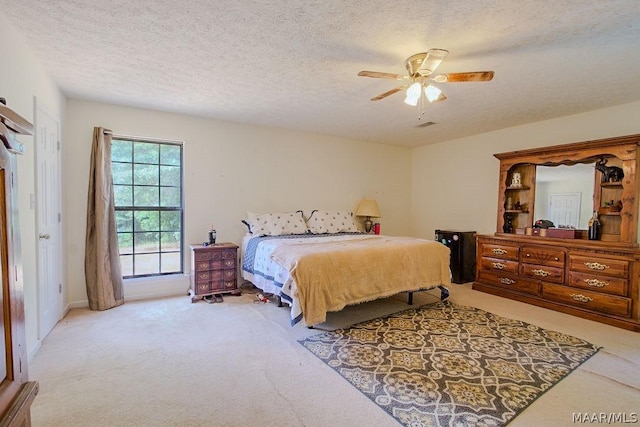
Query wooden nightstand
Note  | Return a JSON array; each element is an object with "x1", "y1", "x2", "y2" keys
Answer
[{"x1": 189, "y1": 243, "x2": 241, "y2": 302}]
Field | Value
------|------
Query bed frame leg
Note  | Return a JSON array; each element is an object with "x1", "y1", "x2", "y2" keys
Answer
[
  {"x1": 407, "y1": 291, "x2": 413, "y2": 305},
  {"x1": 277, "y1": 295, "x2": 283, "y2": 307}
]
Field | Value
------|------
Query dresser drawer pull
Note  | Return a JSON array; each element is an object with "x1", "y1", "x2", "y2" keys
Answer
[
  {"x1": 583, "y1": 278, "x2": 609, "y2": 288},
  {"x1": 491, "y1": 262, "x2": 507, "y2": 270},
  {"x1": 499, "y1": 277, "x2": 515, "y2": 285},
  {"x1": 584, "y1": 262, "x2": 609, "y2": 271},
  {"x1": 491, "y1": 248, "x2": 507, "y2": 255},
  {"x1": 570, "y1": 293, "x2": 593, "y2": 303},
  {"x1": 531, "y1": 269, "x2": 551, "y2": 277}
]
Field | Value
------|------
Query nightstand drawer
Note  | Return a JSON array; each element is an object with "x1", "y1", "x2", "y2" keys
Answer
[
  {"x1": 541, "y1": 283, "x2": 631, "y2": 317},
  {"x1": 195, "y1": 270, "x2": 223, "y2": 283}
]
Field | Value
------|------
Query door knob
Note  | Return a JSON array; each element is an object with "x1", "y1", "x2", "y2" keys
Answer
[{"x1": 39, "y1": 233, "x2": 51, "y2": 240}]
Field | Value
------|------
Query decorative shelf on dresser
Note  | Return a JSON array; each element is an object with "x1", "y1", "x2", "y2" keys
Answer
[
  {"x1": 189, "y1": 243, "x2": 241, "y2": 302},
  {"x1": 473, "y1": 134, "x2": 640, "y2": 331}
]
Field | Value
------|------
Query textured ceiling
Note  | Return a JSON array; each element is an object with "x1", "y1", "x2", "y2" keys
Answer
[{"x1": 1, "y1": 1, "x2": 639, "y2": 147}]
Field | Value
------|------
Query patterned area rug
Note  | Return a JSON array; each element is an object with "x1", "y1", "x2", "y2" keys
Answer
[{"x1": 299, "y1": 301, "x2": 600, "y2": 426}]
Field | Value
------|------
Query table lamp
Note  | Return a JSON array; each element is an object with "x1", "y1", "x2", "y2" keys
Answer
[{"x1": 356, "y1": 199, "x2": 381, "y2": 233}]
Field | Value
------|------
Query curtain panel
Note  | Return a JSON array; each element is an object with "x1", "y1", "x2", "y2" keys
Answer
[{"x1": 84, "y1": 127, "x2": 124, "y2": 310}]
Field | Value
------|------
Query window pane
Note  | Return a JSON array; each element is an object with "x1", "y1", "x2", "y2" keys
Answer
[
  {"x1": 134, "y1": 142, "x2": 159, "y2": 164},
  {"x1": 135, "y1": 253, "x2": 160, "y2": 275},
  {"x1": 161, "y1": 231, "x2": 181, "y2": 251},
  {"x1": 134, "y1": 232, "x2": 159, "y2": 253},
  {"x1": 112, "y1": 140, "x2": 132, "y2": 162},
  {"x1": 134, "y1": 163, "x2": 159, "y2": 185},
  {"x1": 160, "y1": 211, "x2": 181, "y2": 231},
  {"x1": 114, "y1": 185, "x2": 132, "y2": 206},
  {"x1": 116, "y1": 211, "x2": 133, "y2": 232},
  {"x1": 118, "y1": 232, "x2": 133, "y2": 254},
  {"x1": 134, "y1": 211, "x2": 159, "y2": 232},
  {"x1": 160, "y1": 165, "x2": 180, "y2": 186},
  {"x1": 161, "y1": 252, "x2": 181, "y2": 273},
  {"x1": 160, "y1": 187, "x2": 181, "y2": 207},
  {"x1": 112, "y1": 162, "x2": 132, "y2": 185},
  {"x1": 120, "y1": 255, "x2": 133, "y2": 276},
  {"x1": 134, "y1": 186, "x2": 159, "y2": 207},
  {"x1": 161, "y1": 145, "x2": 181, "y2": 166}
]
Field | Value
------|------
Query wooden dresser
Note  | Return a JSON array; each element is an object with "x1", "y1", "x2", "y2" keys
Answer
[
  {"x1": 473, "y1": 134, "x2": 640, "y2": 331},
  {"x1": 189, "y1": 243, "x2": 240, "y2": 302}
]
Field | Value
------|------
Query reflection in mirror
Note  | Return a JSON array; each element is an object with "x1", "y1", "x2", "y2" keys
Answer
[{"x1": 533, "y1": 163, "x2": 594, "y2": 229}]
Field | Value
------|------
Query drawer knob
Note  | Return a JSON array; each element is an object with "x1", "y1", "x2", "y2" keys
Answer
[
  {"x1": 531, "y1": 269, "x2": 551, "y2": 277},
  {"x1": 583, "y1": 278, "x2": 609, "y2": 288},
  {"x1": 491, "y1": 262, "x2": 507, "y2": 270},
  {"x1": 554, "y1": 257, "x2": 559, "y2": 261},
  {"x1": 492, "y1": 248, "x2": 507, "y2": 255},
  {"x1": 584, "y1": 262, "x2": 609, "y2": 271},
  {"x1": 570, "y1": 293, "x2": 593, "y2": 303},
  {"x1": 525, "y1": 253, "x2": 531, "y2": 257},
  {"x1": 499, "y1": 277, "x2": 515, "y2": 285}
]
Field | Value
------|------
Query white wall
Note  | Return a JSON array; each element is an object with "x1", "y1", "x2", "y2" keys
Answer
[
  {"x1": 64, "y1": 100, "x2": 412, "y2": 306},
  {"x1": 0, "y1": 14, "x2": 66, "y2": 358},
  {"x1": 411, "y1": 101, "x2": 640, "y2": 239}
]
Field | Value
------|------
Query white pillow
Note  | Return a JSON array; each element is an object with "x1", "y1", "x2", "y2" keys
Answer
[
  {"x1": 306, "y1": 210, "x2": 360, "y2": 234},
  {"x1": 246, "y1": 211, "x2": 308, "y2": 236}
]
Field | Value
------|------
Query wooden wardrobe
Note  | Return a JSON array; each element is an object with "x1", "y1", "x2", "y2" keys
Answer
[{"x1": 0, "y1": 101, "x2": 38, "y2": 425}]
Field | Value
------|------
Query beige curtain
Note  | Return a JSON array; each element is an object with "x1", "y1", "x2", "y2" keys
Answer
[{"x1": 84, "y1": 127, "x2": 124, "y2": 310}]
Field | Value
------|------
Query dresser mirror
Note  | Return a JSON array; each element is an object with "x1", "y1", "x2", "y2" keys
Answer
[{"x1": 532, "y1": 162, "x2": 595, "y2": 230}]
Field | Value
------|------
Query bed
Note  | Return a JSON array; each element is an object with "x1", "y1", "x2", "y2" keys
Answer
[{"x1": 241, "y1": 226, "x2": 451, "y2": 326}]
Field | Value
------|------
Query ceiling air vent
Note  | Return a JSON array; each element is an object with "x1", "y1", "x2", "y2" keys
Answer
[{"x1": 414, "y1": 121, "x2": 436, "y2": 128}]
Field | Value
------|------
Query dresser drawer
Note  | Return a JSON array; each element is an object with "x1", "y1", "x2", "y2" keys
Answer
[
  {"x1": 521, "y1": 246, "x2": 565, "y2": 268},
  {"x1": 480, "y1": 243, "x2": 519, "y2": 260},
  {"x1": 568, "y1": 271, "x2": 628, "y2": 296},
  {"x1": 477, "y1": 271, "x2": 539, "y2": 295},
  {"x1": 480, "y1": 257, "x2": 519, "y2": 274},
  {"x1": 541, "y1": 283, "x2": 631, "y2": 317},
  {"x1": 195, "y1": 251, "x2": 222, "y2": 261},
  {"x1": 569, "y1": 255, "x2": 629, "y2": 278},
  {"x1": 520, "y1": 263, "x2": 564, "y2": 283}
]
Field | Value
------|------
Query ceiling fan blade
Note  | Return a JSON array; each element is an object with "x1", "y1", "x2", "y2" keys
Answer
[
  {"x1": 418, "y1": 49, "x2": 449, "y2": 75},
  {"x1": 434, "y1": 93, "x2": 447, "y2": 102},
  {"x1": 370, "y1": 85, "x2": 408, "y2": 101},
  {"x1": 358, "y1": 71, "x2": 409, "y2": 80},
  {"x1": 432, "y1": 71, "x2": 495, "y2": 83}
]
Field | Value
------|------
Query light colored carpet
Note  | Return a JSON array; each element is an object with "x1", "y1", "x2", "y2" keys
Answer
[{"x1": 30, "y1": 283, "x2": 640, "y2": 426}]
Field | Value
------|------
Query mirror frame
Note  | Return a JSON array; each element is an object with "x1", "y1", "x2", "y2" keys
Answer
[{"x1": 493, "y1": 134, "x2": 640, "y2": 244}]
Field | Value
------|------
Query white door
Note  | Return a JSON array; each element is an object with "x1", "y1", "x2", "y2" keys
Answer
[
  {"x1": 549, "y1": 193, "x2": 581, "y2": 228},
  {"x1": 35, "y1": 99, "x2": 63, "y2": 340}
]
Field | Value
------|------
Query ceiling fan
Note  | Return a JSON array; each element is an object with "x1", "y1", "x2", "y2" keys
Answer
[{"x1": 358, "y1": 48, "x2": 494, "y2": 107}]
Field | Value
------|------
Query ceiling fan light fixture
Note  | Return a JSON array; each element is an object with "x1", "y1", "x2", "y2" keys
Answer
[
  {"x1": 424, "y1": 84, "x2": 442, "y2": 103},
  {"x1": 404, "y1": 82, "x2": 422, "y2": 106}
]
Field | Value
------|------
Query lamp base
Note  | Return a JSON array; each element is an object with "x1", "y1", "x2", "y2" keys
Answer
[{"x1": 364, "y1": 218, "x2": 373, "y2": 233}]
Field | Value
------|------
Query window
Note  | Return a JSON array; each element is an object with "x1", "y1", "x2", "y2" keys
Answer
[{"x1": 111, "y1": 137, "x2": 183, "y2": 278}]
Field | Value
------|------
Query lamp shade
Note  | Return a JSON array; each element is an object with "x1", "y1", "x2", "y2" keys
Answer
[{"x1": 355, "y1": 199, "x2": 381, "y2": 218}]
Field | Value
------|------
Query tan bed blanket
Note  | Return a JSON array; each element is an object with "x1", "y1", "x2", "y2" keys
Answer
[{"x1": 270, "y1": 235, "x2": 451, "y2": 325}]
